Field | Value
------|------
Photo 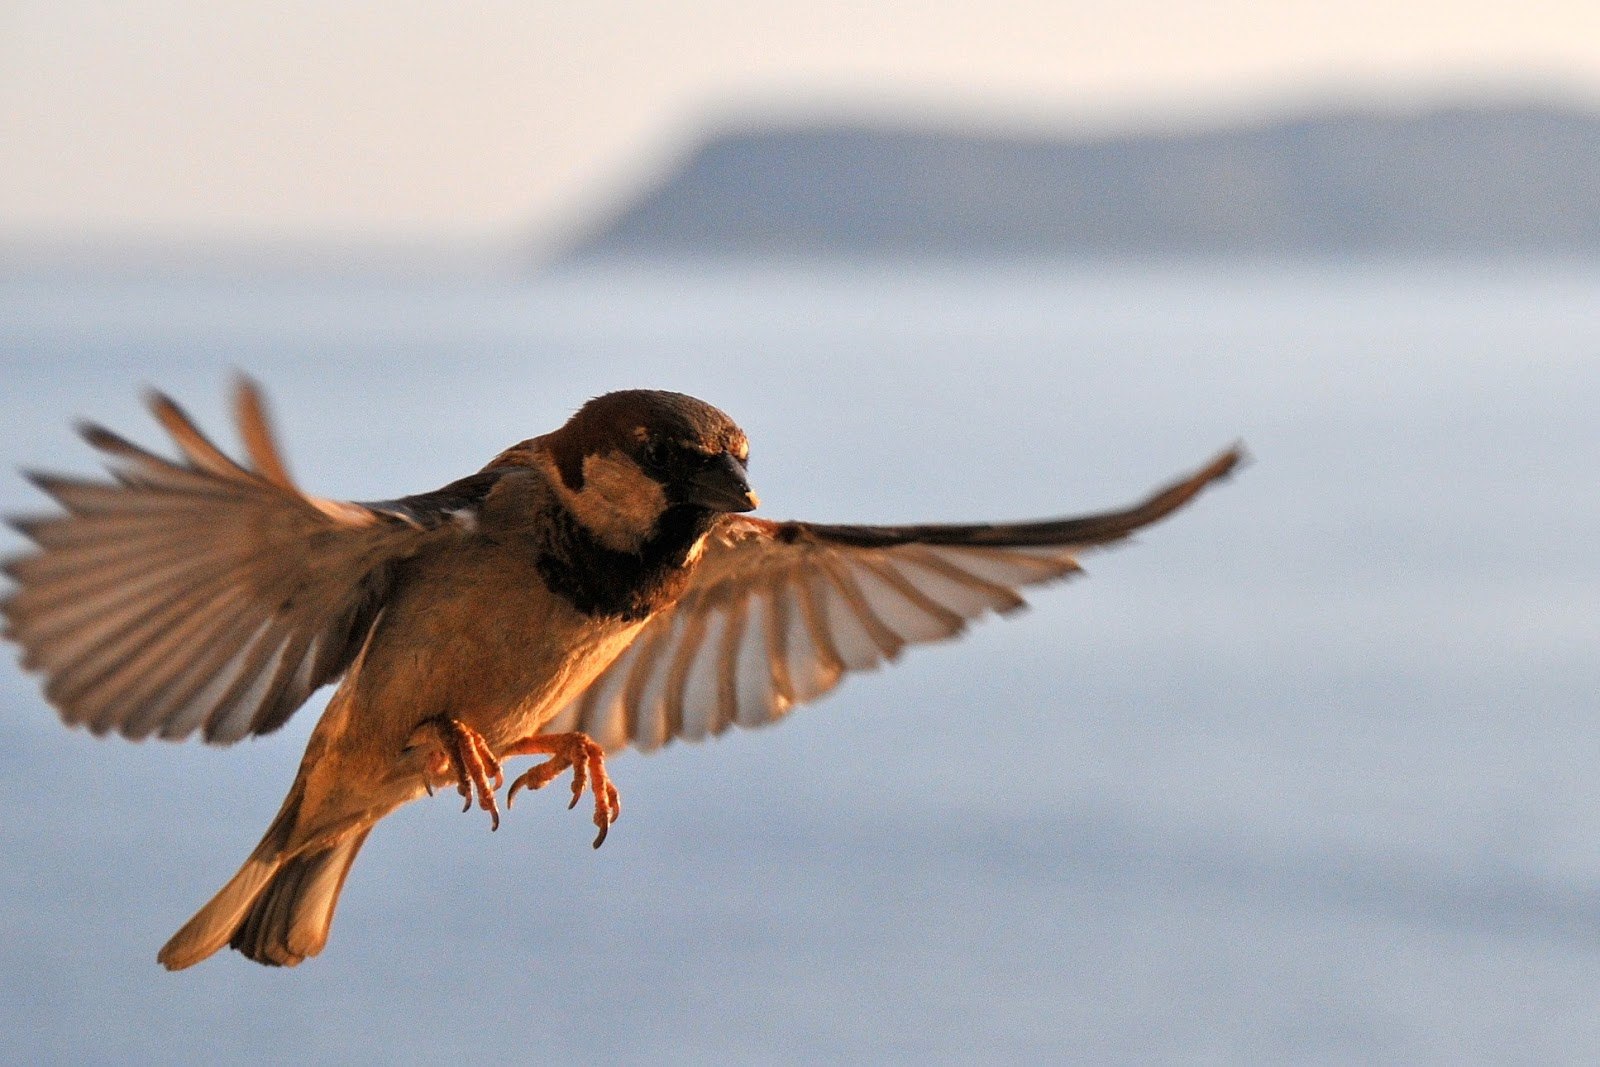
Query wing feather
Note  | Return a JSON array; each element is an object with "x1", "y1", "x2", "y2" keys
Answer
[
  {"x1": 147, "y1": 392, "x2": 254, "y2": 482},
  {"x1": 109, "y1": 592, "x2": 269, "y2": 739},
  {"x1": 794, "y1": 566, "x2": 847, "y2": 687},
  {"x1": 2, "y1": 379, "x2": 466, "y2": 744},
  {"x1": 856, "y1": 555, "x2": 967, "y2": 641},
  {"x1": 116, "y1": 598, "x2": 268, "y2": 738},
  {"x1": 684, "y1": 611, "x2": 726, "y2": 741},
  {"x1": 660, "y1": 603, "x2": 711, "y2": 740},
  {"x1": 543, "y1": 446, "x2": 1242, "y2": 754},
  {"x1": 233, "y1": 378, "x2": 298, "y2": 491},
  {"x1": 713, "y1": 592, "x2": 749, "y2": 736},
  {"x1": 818, "y1": 554, "x2": 906, "y2": 662},
  {"x1": 762, "y1": 571, "x2": 797, "y2": 709},
  {"x1": 620, "y1": 618, "x2": 672, "y2": 751}
]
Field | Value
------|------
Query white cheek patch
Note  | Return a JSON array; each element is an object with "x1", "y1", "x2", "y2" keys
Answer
[{"x1": 567, "y1": 451, "x2": 668, "y2": 552}]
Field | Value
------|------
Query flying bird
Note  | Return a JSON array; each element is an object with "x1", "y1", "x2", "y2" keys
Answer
[{"x1": 1, "y1": 381, "x2": 1240, "y2": 969}]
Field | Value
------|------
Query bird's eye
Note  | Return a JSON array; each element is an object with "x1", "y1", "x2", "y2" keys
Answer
[{"x1": 643, "y1": 440, "x2": 672, "y2": 470}]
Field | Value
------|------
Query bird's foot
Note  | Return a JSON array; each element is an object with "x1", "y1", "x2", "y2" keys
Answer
[
  {"x1": 503, "y1": 732, "x2": 621, "y2": 848},
  {"x1": 408, "y1": 717, "x2": 504, "y2": 831}
]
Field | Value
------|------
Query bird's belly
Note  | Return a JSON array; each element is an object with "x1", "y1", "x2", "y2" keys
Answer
[
  {"x1": 470, "y1": 614, "x2": 646, "y2": 750},
  {"x1": 344, "y1": 552, "x2": 647, "y2": 756}
]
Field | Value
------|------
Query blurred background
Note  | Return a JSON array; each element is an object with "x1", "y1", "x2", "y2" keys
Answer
[{"x1": 3, "y1": 3, "x2": 1599, "y2": 1062}]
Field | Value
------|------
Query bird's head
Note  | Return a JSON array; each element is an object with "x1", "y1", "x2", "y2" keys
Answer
[{"x1": 537, "y1": 390, "x2": 757, "y2": 552}]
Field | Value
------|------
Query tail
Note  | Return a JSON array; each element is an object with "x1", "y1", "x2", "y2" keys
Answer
[{"x1": 157, "y1": 782, "x2": 374, "y2": 970}]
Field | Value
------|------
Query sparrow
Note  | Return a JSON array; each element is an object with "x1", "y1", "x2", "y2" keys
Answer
[{"x1": 1, "y1": 380, "x2": 1240, "y2": 970}]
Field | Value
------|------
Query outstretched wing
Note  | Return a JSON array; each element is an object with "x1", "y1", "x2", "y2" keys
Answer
[
  {"x1": 1, "y1": 380, "x2": 474, "y2": 744},
  {"x1": 540, "y1": 447, "x2": 1243, "y2": 753}
]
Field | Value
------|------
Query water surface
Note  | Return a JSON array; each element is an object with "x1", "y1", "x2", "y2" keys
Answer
[{"x1": 2, "y1": 259, "x2": 1597, "y2": 1062}]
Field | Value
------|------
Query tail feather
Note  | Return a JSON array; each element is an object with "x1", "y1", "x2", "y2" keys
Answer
[
  {"x1": 156, "y1": 851, "x2": 285, "y2": 970},
  {"x1": 157, "y1": 776, "x2": 375, "y2": 970},
  {"x1": 229, "y1": 827, "x2": 372, "y2": 966}
]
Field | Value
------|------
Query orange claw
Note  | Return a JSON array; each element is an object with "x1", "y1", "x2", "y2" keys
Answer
[
  {"x1": 408, "y1": 717, "x2": 504, "y2": 831},
  {"x1": 503, "y1": 732, "x2": 621, "y2": 848}
]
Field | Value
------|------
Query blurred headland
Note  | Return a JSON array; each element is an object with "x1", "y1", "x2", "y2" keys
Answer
[
  {"x1": 9, "y1": 95, "x2": 1600, "y2": 277},
  {"x1": 561, "y1": 98, "x2": 1600, "y2": 261}
]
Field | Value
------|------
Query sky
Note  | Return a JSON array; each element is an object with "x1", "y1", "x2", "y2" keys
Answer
[{"x1": 3, "y1": 2, "x2": 1600, "y2": 243}]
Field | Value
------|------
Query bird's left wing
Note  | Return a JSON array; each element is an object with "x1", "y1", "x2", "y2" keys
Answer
[
  {"x1": 2, "y1": 381, "x2": 478, "y2": 744},
  {"x1": 540, "y1": 446, "x2": 1242, "y2": 753}
]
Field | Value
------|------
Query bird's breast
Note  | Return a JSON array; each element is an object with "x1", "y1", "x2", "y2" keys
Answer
[{"x1": 338, "y1": 537, "x2": 652, "y2": 756}]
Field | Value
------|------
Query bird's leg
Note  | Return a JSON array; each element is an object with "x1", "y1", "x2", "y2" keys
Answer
[
  {"x1": 407, "y1": 717, "x2": 505, "y2": 831},
  {"x1": 503, "y1": 732, "x2": 621, "y2": 848}
]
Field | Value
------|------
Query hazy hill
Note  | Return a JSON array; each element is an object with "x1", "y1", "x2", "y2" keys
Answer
[{"x1": 565, "y1": 102, "x2": 1600, "y2": 258}]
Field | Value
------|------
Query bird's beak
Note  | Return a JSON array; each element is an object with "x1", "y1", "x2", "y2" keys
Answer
[{"x1": 686, "y1": 453, "x2": 759, "y2": 513}]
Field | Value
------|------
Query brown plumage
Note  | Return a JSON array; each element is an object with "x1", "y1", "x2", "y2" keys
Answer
[{"x1": 1, "y1": 380, "x2": 1241, "y2": 969}]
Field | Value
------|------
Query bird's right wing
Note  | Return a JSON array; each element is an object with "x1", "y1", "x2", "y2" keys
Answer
[{"x1": 2, "y1": 381, "x2": 477, "y2": 744}]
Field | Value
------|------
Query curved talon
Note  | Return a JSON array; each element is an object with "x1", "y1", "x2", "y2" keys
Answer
[
  {"x1": 568, "y1": 756, "x2": 588, "y2": 810},
  {"x1": 502, "y1": 731, "x2": 621, "y2": 848},
  {"x1": 408, "y1": 717, "x2": 504, "y2": 832}
]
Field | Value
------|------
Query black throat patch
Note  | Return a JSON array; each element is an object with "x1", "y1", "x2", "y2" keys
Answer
[{"x1": 535, "y1": 502, "x2": 714, "y2": 621}]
